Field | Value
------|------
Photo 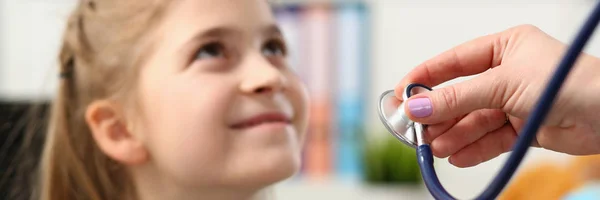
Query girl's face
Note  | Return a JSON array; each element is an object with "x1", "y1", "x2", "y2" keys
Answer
[{"x1": 136, "y1": 0, "x2": 308, "y2": 188}]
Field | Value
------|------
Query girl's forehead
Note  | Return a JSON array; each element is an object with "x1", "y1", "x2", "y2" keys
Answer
[
  {"x1": 164, "y1": 0, "x2": 274, "y2": 21},
  {"x1": 157, "y1": 0, "x2": 276, "y2": 41}
]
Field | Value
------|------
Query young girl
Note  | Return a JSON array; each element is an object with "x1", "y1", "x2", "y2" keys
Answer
[{"x1": 37, "y1": 0, "x2": 309, "y2": 199}]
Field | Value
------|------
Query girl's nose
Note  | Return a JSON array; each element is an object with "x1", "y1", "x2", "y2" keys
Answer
[{"x1": 239, "y1": 54, "x2": 288, "y2": 95}]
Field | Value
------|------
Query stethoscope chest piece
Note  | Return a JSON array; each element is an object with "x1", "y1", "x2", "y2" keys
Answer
[
  {"x1": 378, "y1": 90, "x2": 417, "y2": 148},
  {"x1": 377, "y1": 84, "x2": 432, "y2": 149}
]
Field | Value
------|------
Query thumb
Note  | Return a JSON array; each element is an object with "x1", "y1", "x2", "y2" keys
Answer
[{"x1": 403, "y1": 73, "x2": 506, "y2": 124}]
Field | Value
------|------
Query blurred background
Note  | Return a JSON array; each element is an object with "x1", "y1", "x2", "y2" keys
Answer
[{"x1": 2, "y1": 0, "x2": 600, "y2": 199}]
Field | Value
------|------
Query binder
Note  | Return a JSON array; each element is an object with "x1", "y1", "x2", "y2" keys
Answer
[
  {"x1": 333, "y1": 2, "x2": 369, "y2": 180},
  {"x1": 300, "y1": 4, "x2": 334, "y2": 179}
]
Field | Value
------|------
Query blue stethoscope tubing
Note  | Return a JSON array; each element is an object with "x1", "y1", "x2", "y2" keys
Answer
[{"x1": 412, "y1": 2, "x2": 600, "y2": 200}]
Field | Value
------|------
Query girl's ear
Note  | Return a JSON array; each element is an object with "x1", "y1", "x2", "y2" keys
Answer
[{"x1": 85, "y1": 100, "x2": 148, "y2": 165}]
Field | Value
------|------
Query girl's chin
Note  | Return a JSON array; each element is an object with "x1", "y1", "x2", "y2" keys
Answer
[{"x1": 228, "y1": 150, "x2": 301, "y2": 187}]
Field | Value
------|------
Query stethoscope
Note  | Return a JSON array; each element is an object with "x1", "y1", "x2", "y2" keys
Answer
[{"x1": 377, "y1": 2, "x2": 600, "y2": 200}]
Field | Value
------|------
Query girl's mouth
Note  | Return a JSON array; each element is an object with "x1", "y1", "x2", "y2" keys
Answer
[{"x1": 231, "y1": 112, "x2": 292, "y2": 129}]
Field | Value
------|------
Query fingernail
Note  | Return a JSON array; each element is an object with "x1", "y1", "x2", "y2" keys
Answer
[{"x1": 407, "y1": 98, "x2": 432, "y2": 118}]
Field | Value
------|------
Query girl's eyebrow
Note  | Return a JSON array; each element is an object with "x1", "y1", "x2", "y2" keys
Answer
[
  {"x1": 192, "y1": 24, "x2": 283, "y2": 42},
  {"x1": 190, "y1": 26, "x2": 240, "y2": 42},
  {"x1": 178, "y1": 26, "x2": 239, "y2": 54},
  {"x1": 264, "y1": 24, "x2": 283, "y2": 37},
  {"x1": 180, "y1": 24, "x2": 283, "y2": 53}
]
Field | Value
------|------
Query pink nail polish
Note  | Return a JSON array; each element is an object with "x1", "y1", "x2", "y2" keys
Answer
[{"x1": 408, "y1": 98, "x2": 432, "y2": 118}]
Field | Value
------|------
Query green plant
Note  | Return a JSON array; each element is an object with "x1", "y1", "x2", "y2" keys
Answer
[{"x1": 362, "y1": 132, "x2": 421, "y2": 184}]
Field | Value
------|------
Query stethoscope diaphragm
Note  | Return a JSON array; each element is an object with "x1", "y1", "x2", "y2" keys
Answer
[{"x1": 377, "y1": 84, "x2": 432, "y2": 149}]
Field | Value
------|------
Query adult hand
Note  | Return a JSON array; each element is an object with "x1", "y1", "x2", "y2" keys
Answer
[{"x1": 396, "y1": 25, "x2": 600, "y2": 168}]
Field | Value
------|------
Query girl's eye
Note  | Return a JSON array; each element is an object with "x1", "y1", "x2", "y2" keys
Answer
[
  {"x1": 262, "y1": 39, "x2": 287, "y2": 57},
  {"x1": 195, "y1": 42, "x2": 226, "y2": 60}
]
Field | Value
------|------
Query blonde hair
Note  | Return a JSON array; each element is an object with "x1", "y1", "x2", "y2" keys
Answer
[{"x1": 35, "y1": 1, "x2": 167, "y2": 199}]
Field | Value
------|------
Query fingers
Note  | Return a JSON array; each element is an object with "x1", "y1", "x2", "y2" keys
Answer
[
  {"x1": 423, "y1": 117, "x2": 460, "y2": 143},
  {"x1": 403, "y1": 72, "x2": 508, "y2": 124},
  {"x1": 394, "y1": 29, "x2": 510, "y2": 99},
  {"x1": 430, "y1": 109, "x2": 507, "y2": 158},
  {"x1": 448, "y1": 124, "x2": 517, "y2": 168}
]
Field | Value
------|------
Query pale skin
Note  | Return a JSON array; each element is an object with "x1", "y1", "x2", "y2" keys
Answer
[
  {"x1": 397, "y1": 25, "x2": 600, "y2": 168},
  {"x1": 84, "y1": 0, "x2": 309, "y2": 200}
]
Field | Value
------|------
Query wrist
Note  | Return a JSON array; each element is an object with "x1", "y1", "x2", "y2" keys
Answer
[
  {"x1": 565, "y1": 53, "x2": 600, "y2": 125},
  {"x1": 587, "y1": 56, "x2": 600, "y2": 121}
]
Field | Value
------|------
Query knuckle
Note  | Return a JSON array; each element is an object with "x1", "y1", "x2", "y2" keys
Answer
[
  {"x1": 438, "y1": 86, "x2": 460, "y2": 113},
  {"x1": 471, "y1": 110, "x2": 489, "y2": 127},
  {"x1": 480, "y1": 73, "x2": 508, "y2": 109},
  {"x1": 504, "y1": 24, "x2": 542, "y2": 41},
  {"x1": 514, "y1": 24, "x2": 542, "y2": 33},
  {"x1": 431, "y1": 140, "x2": 451, "y2": 158},
  {"x1": 493, "y1": 109, "x2": 506, "y2": 120},
  {"x1": 419, "y1": 61, "x2": 436, "y2": 85},
  {"x1": 479, "y1": 109, "x2": 501, "y2": 128},
  {"x1": 489, "y1": 109, "x2": 507, "y2": 126}
]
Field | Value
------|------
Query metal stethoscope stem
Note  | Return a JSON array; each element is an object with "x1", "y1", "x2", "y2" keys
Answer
[{"x1": 378, "y1": 2, "x2": 600, "y2": 199}]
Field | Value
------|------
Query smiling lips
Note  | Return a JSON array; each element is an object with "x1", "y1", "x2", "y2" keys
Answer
[{"x1": 231, "y1": 112, "x2": 292, "y2": 129}]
